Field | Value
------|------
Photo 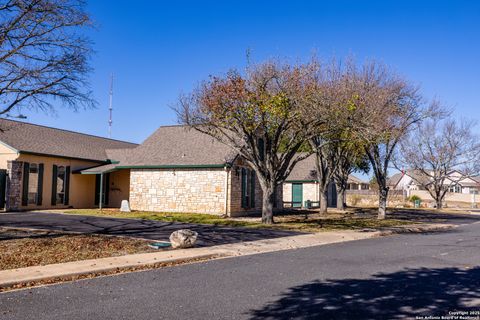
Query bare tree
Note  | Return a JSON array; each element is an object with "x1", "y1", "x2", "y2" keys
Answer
[
  {"x1": 397, "y1": 118, "x2": 480, "y2": 209},
  {"x1": 0, "y1": 0, "x2": 95, "y2": 117},
  {"x1": 308, "y1": 141, "x2": 333, "y2": 214},
  {"x1": 350, "y1": 61, "x2": 438, "y2": 219},
  {"x1": 306, "y1": 58, "x2": 371, "y2": 213},
  {"x1": 305, "y1": 59, "x2": 349, "y2": 214},
  {"x1": 331, "y1": 142, "x2": 369, "y2": 210},
  {"x1": 176, "y1": 60, "x2": 319, "y2": 224}
]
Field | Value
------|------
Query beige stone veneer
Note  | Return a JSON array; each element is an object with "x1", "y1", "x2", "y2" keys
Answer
[
  {"x1": 129, "y1": 160, "x2": 281, "y2": 216},
  {"x1": 129, "y1": 168, "x2": 228, "y2": 214}
]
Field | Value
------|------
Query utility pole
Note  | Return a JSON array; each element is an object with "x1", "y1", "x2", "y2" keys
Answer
[{"x1": 108, "y1": 73, "x2": 114, "y2": 138}]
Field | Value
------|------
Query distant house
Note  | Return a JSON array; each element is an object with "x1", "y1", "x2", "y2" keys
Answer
[
  {"x1": 346, "y1": 175, "x2": 371, "y2": 191},
  {"x1": 0, "y1": 121, "x2": 282, "y2": 216},
  {"x1": 388, "y1": 170, "x2": 480, "y2": 195},
  {"x1": 0, "y1": 119, "x2": 137, "y2": 211},
  {"x1": 282, "y1": 154, "x2": 369, "y2": 208}
]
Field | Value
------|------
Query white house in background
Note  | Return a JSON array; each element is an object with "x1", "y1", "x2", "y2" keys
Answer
[{"x1": 388, "y1": 170, "x2": 480, "y2": 195}]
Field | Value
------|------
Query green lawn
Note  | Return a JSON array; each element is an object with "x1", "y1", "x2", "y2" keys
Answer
[{"x1": 58, "y1": 209, "x2": 415, "y2": 232}]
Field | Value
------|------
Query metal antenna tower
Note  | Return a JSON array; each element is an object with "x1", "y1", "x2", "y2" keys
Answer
[{"x1": 108, "y1": 74, "x2": 114, "y2": 138}]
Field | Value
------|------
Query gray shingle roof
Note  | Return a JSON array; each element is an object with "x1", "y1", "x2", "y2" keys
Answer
[
  {"x1": 387, "y1": 172, "x2": 404, "y2": 188},
  {"x1": 285, "y1": 154, "x2": 367, "y2": 183},
  {"x1": 0, "y1": 119, "x2": 137, "y2": 162},
  {"x1": 119, "y1": 125, "x2": 237, "y2": 167},
  {"x1": 285, "y1": 154, "x2": 318, "y2": 181}
]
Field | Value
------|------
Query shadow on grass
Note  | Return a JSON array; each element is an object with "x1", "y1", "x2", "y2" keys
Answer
[
  {"x1": 249, "y1": 267, "x2": 480, "y2": 320},
  {"x1": 0, "y1": 212, "x2": 302, "y2": 247}
]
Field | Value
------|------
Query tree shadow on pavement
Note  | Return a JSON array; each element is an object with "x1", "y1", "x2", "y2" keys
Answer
[
  {"x1": 249, "y1": 267, "x2": 480, "y2": 320},
  {"x1": 0, "y1": 212, "x2": 302, "y2": 247}
]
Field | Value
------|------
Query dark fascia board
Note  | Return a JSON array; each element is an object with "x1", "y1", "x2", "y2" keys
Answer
[
  {"x1": 116, "y1": 164, "x2": 230, "y2": 170},
  {"x1": 19, "y1": 151, "x2": 106, "y2": 164},
  {"x1": 285, "y1": 179, "x2": 318, "y2": 183}
]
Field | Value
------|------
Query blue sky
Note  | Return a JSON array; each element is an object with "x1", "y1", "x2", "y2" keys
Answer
[{"x1": 21, "y1": 0, "x2": 480, "y2": 145}]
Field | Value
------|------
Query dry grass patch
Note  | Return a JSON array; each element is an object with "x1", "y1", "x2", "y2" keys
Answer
[
  {"x1": 59, "y1": 208, "x2": 415, "y2": 233},
  {"x1": 0, "y1": 228, "x2": 156, "y2": 271}
]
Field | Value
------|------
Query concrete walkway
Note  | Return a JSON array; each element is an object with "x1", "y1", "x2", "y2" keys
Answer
[{"x1": 0, "y1": 223, "x2": 454, "y2": 289}]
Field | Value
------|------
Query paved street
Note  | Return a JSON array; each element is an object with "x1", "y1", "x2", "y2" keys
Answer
[
  {"x1": 1, "y1": 218, "x2": 480, "y2": 319},
  {"x1": 0, "y1": 212, "x2": 300, "y2": 247}
]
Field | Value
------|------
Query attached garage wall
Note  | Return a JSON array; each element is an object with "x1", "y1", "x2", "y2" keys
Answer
[{"x1": 129, "y1": 168, "x2": 227, "y2": 214}]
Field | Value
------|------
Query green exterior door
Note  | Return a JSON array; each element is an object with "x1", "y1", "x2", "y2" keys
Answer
[{"x1": 292, "y1": 183, "x2": 303, "y2": 208}]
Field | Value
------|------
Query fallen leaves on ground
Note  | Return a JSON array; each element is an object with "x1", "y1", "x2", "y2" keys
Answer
[{"x1": 0, "y1": 228, "x2": 155, "y2": 271}]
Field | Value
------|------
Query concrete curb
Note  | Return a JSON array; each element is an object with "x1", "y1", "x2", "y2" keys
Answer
[
  {"x1": 376, "y1": 223, "x2": 456, "y2": 236},
  {"x1": 0, "y1": 251, "x2": 224, "y2": 289},
  {"x1": 0, "y1": 223, "x2": 456, "y2": 290}
]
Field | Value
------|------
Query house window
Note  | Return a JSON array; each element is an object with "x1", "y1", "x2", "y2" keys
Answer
[
  {"x1": 27, "y1": 164, "x2": 39, "y2": 204},
  {"x1": 21, "y1": 162, "x2": 44, "y2": 206},
  {"x1": 241, "y1": 168, "x2": 256, "y2": 209},
  {"x1": 56, "y1": 166, "x2": 66, "y2": 204},
  {"x1": 448, "y1": 185, "x2": 462, "y2": 193},
  {"x1": 258, "y1": 138, "x2": 265, "y2": 161},
  {"x1": 51, "y1": 165, "x2": 70, "y2": 205}
]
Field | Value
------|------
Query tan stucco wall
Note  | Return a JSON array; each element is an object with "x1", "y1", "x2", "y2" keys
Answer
[
  {"x1": 129, "y1": 168, "x2": 227, "y2": 214},
  {"x1": 108, "y1": 169, "x2": 130, "y2": 208},
  {"x1": 15, "y1": 154, "x2": 100, "y2": 210},
  {"x1": 0, "y1": 143, "x2": 18, "y2": 169}
]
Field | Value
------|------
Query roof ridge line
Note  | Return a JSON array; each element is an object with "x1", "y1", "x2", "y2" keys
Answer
[{"x1": 0, "y1": 118, "x2": 138, "y2": 145}]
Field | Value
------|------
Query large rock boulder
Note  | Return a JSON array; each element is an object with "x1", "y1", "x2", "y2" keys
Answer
[{"x1": 169, "y1": 229, "x2": 198, "y2": 249}]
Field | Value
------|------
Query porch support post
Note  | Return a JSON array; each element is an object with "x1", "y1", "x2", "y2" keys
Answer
[{"x1": 99, "y1": 173, "x2": 104, "y2": 210}]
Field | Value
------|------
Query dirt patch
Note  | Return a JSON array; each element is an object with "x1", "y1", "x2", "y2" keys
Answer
[{"x1": 0, "y1": 228, "x2": 156, "y2": 270}]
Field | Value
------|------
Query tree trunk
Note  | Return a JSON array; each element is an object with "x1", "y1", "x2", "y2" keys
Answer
[
  {"x1": 319, "y1": 190, "x2": 328, "y2": 214},
  {"x1": 261, "y1": 185, "x2": 275, "y2": 224},
  {"x1": 436, "y1": 198, "x2": 443, "y2": 209},
  {"x1": 336, "y1": 187, "x2": 346, "y2": 211},
  {"x1": 378, "y1": 188, "x2": 388, "y2": 219}
]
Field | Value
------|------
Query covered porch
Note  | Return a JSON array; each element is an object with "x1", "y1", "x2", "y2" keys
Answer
[{"x1": 76, "y1": 164, "x2": 131, "y2": 209}]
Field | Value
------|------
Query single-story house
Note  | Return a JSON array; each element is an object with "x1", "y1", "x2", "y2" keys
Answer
[
  {"x1": 282, "y1": 154, "x2": 368, "y2": 208},
  {"x1": 0, "y1": 119, "x2": 137, "y2": 211},
  {"x1": 347, "y1": 175, "x2": 370, "y2": 191},
  {"x1": 1, "y1": 120, "x2": 282, "y2": 216},
  {"x1": 388, "y1": 170, "x2": 480, "y2": 195}
]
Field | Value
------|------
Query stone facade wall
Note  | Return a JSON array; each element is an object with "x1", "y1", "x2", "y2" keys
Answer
[
  {"x1": 129, "y1": 168, "x2": 227, "y2": 214},
  {"x1": 303, "y1": 183, "x2": 318, "y2": 203},
  {"x1": 6, "y1": 160, "x2": 23, "y2": 211},
  {"x1": 282, "y1": 182, "x2": 319, "y2": 207},
  {"x1": 228, "y1": 162, "x2": 263, "y2": 216},
  {"x1": 283, "y1": 183, "x2": 292, "y2": 202}
]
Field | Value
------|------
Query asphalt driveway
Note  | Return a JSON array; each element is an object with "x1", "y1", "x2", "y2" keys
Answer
[
  {"x1": 1, "y1": 214, "x2": 479, "y2": 319},
  {"x1": 0, "y1": 212, "x2": 301, "y2": 247}
]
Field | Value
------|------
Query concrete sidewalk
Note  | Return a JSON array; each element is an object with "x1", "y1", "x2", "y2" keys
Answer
[{"x1": 0, "y1": 223, "x2": 454, "y2": 289}]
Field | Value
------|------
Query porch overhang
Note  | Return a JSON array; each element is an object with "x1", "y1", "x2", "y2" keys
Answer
[{"x1": 76, "y1": 163, "x2": 119, "y2": 175}]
